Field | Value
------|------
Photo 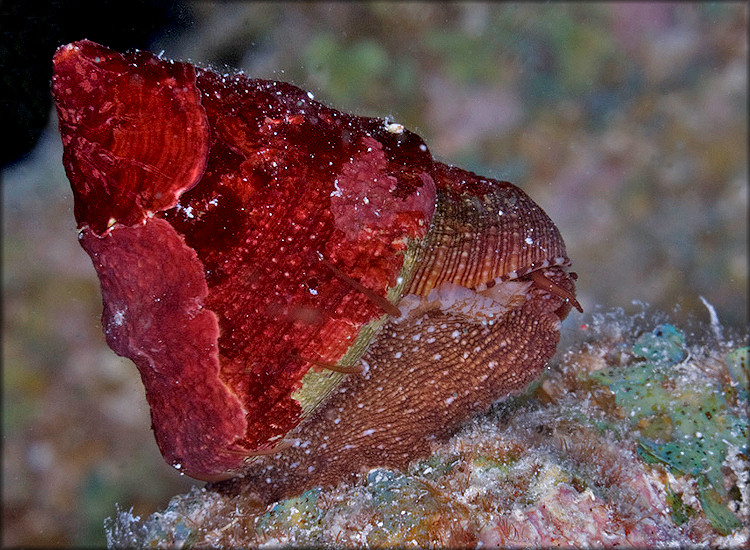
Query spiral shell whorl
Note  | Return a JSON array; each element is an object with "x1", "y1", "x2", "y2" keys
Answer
[{"x1": 407, "y1": 163, "x2": 569, "y2": 297}]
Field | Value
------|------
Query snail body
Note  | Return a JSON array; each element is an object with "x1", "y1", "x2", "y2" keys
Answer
[{"x1": 52, "y1": 40, "x2": 579, "y2": 496}]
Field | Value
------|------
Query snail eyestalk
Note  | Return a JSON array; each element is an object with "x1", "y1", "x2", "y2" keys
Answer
[{"x1": 529, "y1": 270, "x2": 583, "y2": 313}]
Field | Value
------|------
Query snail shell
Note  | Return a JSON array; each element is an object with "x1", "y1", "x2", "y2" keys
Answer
[{"x1": 51, "y1": 40, "x2": 579, "y2": 495}]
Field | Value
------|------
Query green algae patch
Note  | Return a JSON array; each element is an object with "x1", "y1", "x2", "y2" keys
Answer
[
  {"x1": 255, "y1": 488, "x2": 324, "y2": 539},
  {"x1": 665, "y1": 480, "x2": 696, "y2": 526},
  {"x1": 365, "y1": 468, "x2": 473, "y2": 547},
  {"x1": 589, "y1": 324, "x2": 748, "y2": 534},
  {"x1": 411, "y1": 454, "x2": 462, "y2": 481},
  {"x1": 726, "y1": 346, "x2": 749, "y2": 401}
]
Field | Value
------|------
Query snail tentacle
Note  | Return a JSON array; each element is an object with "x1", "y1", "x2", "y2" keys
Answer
[
  {"x1": 293, "y1": 353, "x2": 365, "y2": 375},
  {"x1": 529, "y1": 269, "x2": 583, "y2": 313},
  {"x1": 318, "y1": 255, "x2": 401, "y2": 317}
]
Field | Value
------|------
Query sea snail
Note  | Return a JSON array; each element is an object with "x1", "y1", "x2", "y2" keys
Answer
[{"x1": 52, "y1": 40, "x2": 580, "y2": 501}]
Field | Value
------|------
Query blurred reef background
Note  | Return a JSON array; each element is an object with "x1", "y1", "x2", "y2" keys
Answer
[{"x1": 2, "y1": 2, "x2": 747, "y2": 547}]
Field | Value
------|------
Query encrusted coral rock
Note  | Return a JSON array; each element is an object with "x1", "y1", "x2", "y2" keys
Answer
[{"x1": 104, "y1": 311, "x2": 749, "y2": 548}]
